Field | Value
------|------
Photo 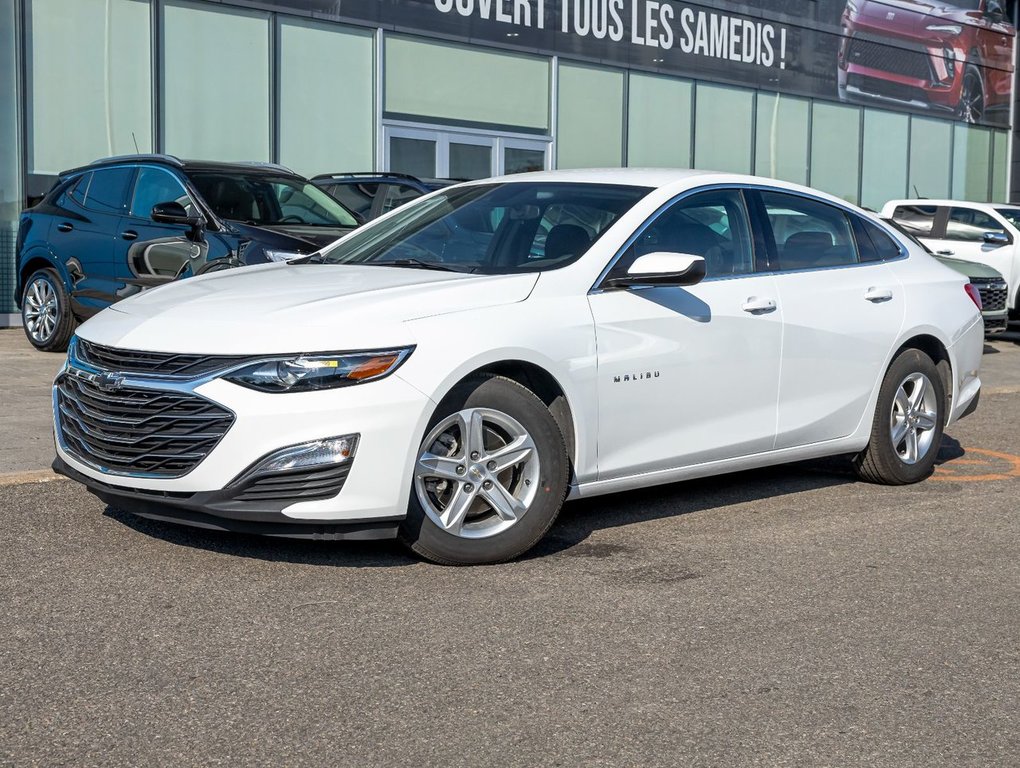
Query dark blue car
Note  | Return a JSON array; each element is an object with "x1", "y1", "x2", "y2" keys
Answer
[{"x1": 15, "y1": 154, "x2": 360, "y2": 351}]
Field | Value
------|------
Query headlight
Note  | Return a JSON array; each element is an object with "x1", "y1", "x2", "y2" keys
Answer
[
  {"x1": 265, "y1": 249, "x2": 307, "y2": 263},
  {"x1": 926, "y1": 23, "x2": 962, "y2": 35},
  {"x1": 224, "y1": 348, "x2": 414, "y2": 393}
]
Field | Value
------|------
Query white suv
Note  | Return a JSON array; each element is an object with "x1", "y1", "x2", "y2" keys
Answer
[
  {"x1": 54, "y1": 171, "x2": 984, "y2": 565},
  {"x1": 883, "y1": 199, "x2": 1020, "y2": 320}
]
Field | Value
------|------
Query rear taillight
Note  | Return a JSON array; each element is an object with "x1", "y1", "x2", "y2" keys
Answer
[{"x1": 964, "y1": 283, "x2": 983, "y2": 311}]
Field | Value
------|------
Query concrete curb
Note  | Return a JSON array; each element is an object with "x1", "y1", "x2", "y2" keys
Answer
[{"x1": 0, "y1": 469, "x2": 67, "y2": 487}]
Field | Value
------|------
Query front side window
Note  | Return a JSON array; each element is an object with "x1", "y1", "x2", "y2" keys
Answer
[
  {"x1": 328, "y1": 182, "x2": 378, "y2": 217},
  {"x1": 316, "y1": 182, "x2": 649, "y2": 274},
  {"x1": 84, "y1": 167, "x2": 134, "y2": 214},
  {"x1": 130, "y1": 167, "x2": 197, "y2": 220},
  {"x1": 945, "y1": 207, "x2": 1009, "y2": 242},
  {"x1": 892, "y1": 204, "x2": 938, "y2": 236},
  {"x1": 617, "y1": 189, "x2": 755, "y2": 278},
  {"x1": 993, "y1": 207, "x2": 1020, "y2": 230},
  {"x1": 188, "y1": 172, "x2": 359, "y2": 227},
  {"x1": 761, "y1": 191, "x2": 858, "y2": 270}
]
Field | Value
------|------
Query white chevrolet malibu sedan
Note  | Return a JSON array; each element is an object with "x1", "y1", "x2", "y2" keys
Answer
[{"x1": 53, "y1": 170, "x2": 984, "y2": 564}]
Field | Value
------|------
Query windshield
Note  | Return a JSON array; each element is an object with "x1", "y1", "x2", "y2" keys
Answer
[
  {"x1": 994, "y1": 207, "x2": 1020, "y2": 230},
  {"x1": 316, "y1": 182, "x2": 650, "y2": 274},
  {"x1": 188, "y1": 172, "x2": 359, "y2": 227}
]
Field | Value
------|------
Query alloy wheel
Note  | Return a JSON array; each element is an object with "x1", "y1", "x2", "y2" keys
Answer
[
  {"x1": 889, "y1": 372, "x2": 939, "y2": 465},
  {"x1": 23, "y1": 277, "x2": 59, "y2": 344},
  {"x1": 414, "y1": 407, "x2": 540, "y2": 539},
  {"x1": 960, "y1": 70, "x2": 984, "y2": 124}
]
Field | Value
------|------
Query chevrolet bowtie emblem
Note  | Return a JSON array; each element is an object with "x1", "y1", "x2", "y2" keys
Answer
[{"x1": 70, "y1": 368, "x2": 125, "y2": 392}]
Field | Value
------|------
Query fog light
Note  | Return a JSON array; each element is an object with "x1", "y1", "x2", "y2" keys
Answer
[{"x1": 252, "y1": 434, "x2": 359, "y2": 474}]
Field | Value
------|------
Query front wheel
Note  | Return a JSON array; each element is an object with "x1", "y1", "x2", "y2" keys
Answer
[
  {"x1": 400, "y1": 374, "x2": 569, "y2": 565},
  {"x1": 854, "y1": 348, "x2": 946, "y2": 485},
  {"x1": 958, "y1": 64, "x2": 985, "y2": 124}
]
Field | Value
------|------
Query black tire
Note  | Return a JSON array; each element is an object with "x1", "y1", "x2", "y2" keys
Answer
[
  {"x1": 20, "y1": 268, "x2": 76, "y2": 352},
  {"x1": 854, "y1": 348, "x2": 946, "y2": 485},
  {"x1": 958, "y1": 63, "x2": 985, "y2": 124},
  {"x1": 399, "y1": 374, "x2": 569, "y2": 565}
]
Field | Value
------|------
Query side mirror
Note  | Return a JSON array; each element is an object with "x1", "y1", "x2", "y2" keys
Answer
[
  {"x1": 983, "y1": 230, "x2": 1010, "y2": 246},
  {"x1": 151, "y1": 201, "x2": 202, "y2": 228},
  {"x1": 603, "y1": 252, "x2": 707, "y2": 289},
  {"x1": 986, "y1": 0, "x2": 1005, "y2": 22}
]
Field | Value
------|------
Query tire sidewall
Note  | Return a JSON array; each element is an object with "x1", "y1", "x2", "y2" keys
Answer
[
  {"x1": 400, "y1": 375, "x2": 568, "y2": 565},
  {"x1": 871, "y1": 349, "x2": 946, "y2": 484}
]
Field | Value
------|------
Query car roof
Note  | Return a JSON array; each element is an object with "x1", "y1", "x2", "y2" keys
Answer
[
  {"x1": 312, "y1": 172, "x2": 458, "y2": 187},
  {"x1": 59, "y1": 154, "x2": 304, "y2": 179},
  {"x1": 884, "y1": 199, "x2": 1016, "y2": 210}
]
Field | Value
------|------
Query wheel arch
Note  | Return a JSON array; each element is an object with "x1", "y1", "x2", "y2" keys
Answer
[
  {"x1": 16, "y1": 251, "x2": 68, "y2": 309},
  {"x1": 891, "y1": 332, "x2": 954, "y2": 414}
]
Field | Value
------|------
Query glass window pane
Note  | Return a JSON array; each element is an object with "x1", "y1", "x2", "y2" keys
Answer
[
  {"x1": 85, "y1": 167, "x2": 134, "y2": 214},
  {"x1": 279, "y1": 19, "x2": 373, "y2": 178},
  {"x1": 164, "y1": 2, "x2": 269, "y2": 160},
  {"x1": 386, "y1": 36, "x2": 549, "y2": 131},
  {"x1": 891, "y1": 204, "x2": 939, "y2": 236},
  {"x1": 810, "y1": 103, "x2": 861, "y2": 204},
  {"x1": 390, "y1": 137, "x2": 436, "y2": 178},
  {"x1": 992, "y1": 131, "x2": 1008, "y2": 202},
  {"x1": 861, "y1": 110, "x2": 908, "y2": 211},
  {"x1": 755, "y1": 93, "x2": 808, "y2": 184},
  {"x1": 557, "y1": 63, "x2": 624, "y2": 169},
  {"x1": 628, "y1": 74, "x2": 691, "y2": 168},
  {"x1": 381, "y1": 184, "x2": 423, "y2": 215},
  {"x1": 908, "y1": 117, "x2": 951, "y2": 200},
  {"x1": 449, "y1": 143, "x2": 492, "y2": 180},
  {"x1": 762, "y1": 191, "x2": 858, "y2": 270},
  {"x1": 952, "y1": 125, "x2": 991, "y2": 202},
  {"x1": 130, "y1": 167, "x2": 195, "y2": 219},
  {"x1": 328, "y1": 182, "x2": 378, "y2": 218},
  {"x1": 945, "y1": 207, "x2": 1006, "y2": 242},
  {"x1": 0, "y1": 0, "x2": 19, "y2": 315},
  {"x1": 504, "y1": 148, "x2": 546, "y2": 175},
  {"x1": 694, "y1": 84, "x2": 753, "y2": 174},
  {"x1": 28, "y1": 0, "x2": 152, "y2": 174}
]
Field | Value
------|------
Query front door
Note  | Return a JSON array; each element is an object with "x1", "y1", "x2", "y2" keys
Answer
[{"x1": 589, "y1": 188, "x2": 782, "y2": 479}]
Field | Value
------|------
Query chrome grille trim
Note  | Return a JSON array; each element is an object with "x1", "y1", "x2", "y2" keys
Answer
[{"x1": 77, "y1": 338, "x2": 251, "y2": 379}]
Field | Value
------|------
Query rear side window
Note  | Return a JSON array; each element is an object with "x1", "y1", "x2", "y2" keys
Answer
[
  {"x1": 84, "y1": 167, "x2": 134, "y2": 214},
  {"x1": 328, "y1": 182, "x2": 377, "y2": 217},
  {"x1": 945, "y1": 207, "x2": 1009, "y2": 242},
  {"x1": 761, "y1": 191, "x2": 858, "y2": 270},
  {"x1": 63, "y1": 174, "x2": 90, "y2": 207},
  {"x1": 380, "y1": 184, "x2": 424, "y2": 215},
  {"x1": 852, "y1": 217, "x2": 903, "y2": 262},
  {"x1": 892, "y1": 204, "x2": 937, "y2": 236}
]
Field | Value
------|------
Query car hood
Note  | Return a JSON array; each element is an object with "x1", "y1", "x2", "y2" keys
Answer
[
  {"x1": 934, "y1": 255, "x2": 1007, "y2": 280},
  {"x1": 77, "y1": 264, "x2": 539, "y2": 355}
]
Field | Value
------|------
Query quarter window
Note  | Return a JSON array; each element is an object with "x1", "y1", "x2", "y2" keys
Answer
[
  {"x1": 852, "y1": 217, "x2": 903, "y2": 262},
  {"x1": 761, "y1": 191, "x2": 858, "y2": 270},
  {"x1": 944, "y1": 207, "x2": 1009, "y2": 242},
  {"x1": 84, "y1": 167, "x2": 134, "y2": 214},
  {"x1": 891, "y1": 204, "x2": 938, "y2": 236},
  {"x1": 130, "y1": 167, "x2": 196, "y2": 219},
  {"x1": 622, "y1": 189, "x2": 755, "y2": 278}
]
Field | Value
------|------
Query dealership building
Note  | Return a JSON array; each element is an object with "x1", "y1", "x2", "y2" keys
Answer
[{"x1": 1, "y1": 0, "x2": 1018, "y2": 323}]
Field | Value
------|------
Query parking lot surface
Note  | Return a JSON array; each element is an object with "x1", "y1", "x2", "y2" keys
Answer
[{"x1": 2, "y1": 330, "x2": 1020, "y2": 766}]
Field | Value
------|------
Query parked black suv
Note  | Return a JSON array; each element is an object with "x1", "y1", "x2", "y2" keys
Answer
[
  {"x1": 16, "y1": 154, "x2": 360, "y2": 351},
  {"x1": 312, "y1": 172, "x2": 457, "y2": 221}
]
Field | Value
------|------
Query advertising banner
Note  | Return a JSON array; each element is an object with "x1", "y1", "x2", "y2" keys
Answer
[{"x1": 282, "y1": 0, "x2": 1015, "y2": 127}]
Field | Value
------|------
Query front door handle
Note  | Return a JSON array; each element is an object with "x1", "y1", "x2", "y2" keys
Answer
[
  {"x1": 57, "y1": 222, "x2": 73, "y2": 233},
  {"x1": 935, "y1": 249, "x2": 955, "y2": 256},
  {"x1": 120, "y1": 230, "x2": 138, "y2": 241},
  {"x1": 865, "y1": 287, "x2": 894, "y2": 303},
  {"x1": 742, "y1": 297, "x2": 777, "y2": 314}
]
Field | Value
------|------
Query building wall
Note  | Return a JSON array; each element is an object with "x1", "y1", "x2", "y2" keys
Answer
[{"x1": 3, "y1": 0, "x2": 1015, "y2": 319}]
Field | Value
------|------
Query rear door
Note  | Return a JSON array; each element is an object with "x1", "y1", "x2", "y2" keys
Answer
[{"x1": 754, "y1": 190, "x2": 905, "y2": 449}]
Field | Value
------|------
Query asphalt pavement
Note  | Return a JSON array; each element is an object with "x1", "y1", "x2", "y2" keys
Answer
[{"x1": 1, "y1": 329, "x2": 1019, "y2": 766}]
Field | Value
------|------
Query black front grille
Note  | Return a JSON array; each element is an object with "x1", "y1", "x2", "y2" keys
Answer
[
  {"x1": 77, "y1": 339, "x2": 249, "y2": 378},
  {"x1": 970, "y1": 279, "x2": 1008, "y2": 312},
  {"x1": 847, "y1": 74, "x2": 929, "y2": 105},
  {"x1": 985, "y1": 316, "x2": 1008, "y2": 333},
  {"x1": 56, "y1": 374, "x2": 234, "y2": 477},
  {"x1": 847, "y1": 36, "x2": 934, "y2": 81},
  {"x1": 231, "y1": 463, "x2": 352, "y2": 503}
]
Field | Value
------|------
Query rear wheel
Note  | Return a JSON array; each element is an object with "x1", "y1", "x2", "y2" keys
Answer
[
  {"x1": 958, "y1": 64, "x2": 985, "y2": 124},
  {"x1": 400, "y1": 374, "x2": 569, "y2": 565},
  {"x1": 21, "y1": 269, "x2": 75, "y2": 352},
  {"x1": 854, "y1": 348, "x2": 945, "y2": 485}
]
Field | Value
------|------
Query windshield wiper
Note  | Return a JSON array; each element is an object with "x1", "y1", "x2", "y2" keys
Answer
[{"x1": 372, "y1": 258, "x2": 470, "y2": 273}]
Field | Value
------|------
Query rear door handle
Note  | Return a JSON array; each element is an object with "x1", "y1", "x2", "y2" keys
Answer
[
  {"x1": 57, "y1": 222, "x2": 73, "y2": 233},
  {"x1": 120, "y1": 230, "x2": 138, "y2": 241},
  {"x1": 935, "y1": 249, "x2": 955, "y2": 256},
  {"x1": 742, "y1": 297, "x2": 777, "y2": 314},
  {"x1": 865, "y1": 287, "x2": 894, "y2": 303}
]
